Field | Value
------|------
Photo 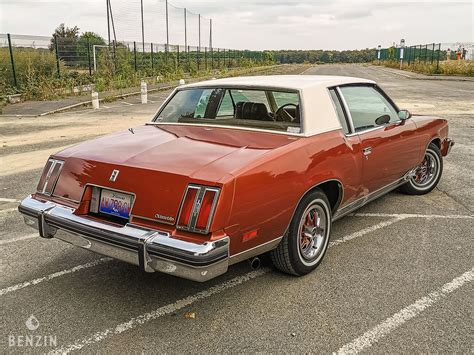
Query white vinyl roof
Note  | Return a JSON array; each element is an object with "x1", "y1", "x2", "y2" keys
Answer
[
  {"x1": 183, "y1": 75, "x2": 374, "y2": 91},
  {"x1": 172, "y1": 75, "x2": 377, "y2": 137}
]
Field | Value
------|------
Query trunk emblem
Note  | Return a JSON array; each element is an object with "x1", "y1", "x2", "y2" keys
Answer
[{"x1": 109, "y1": 169, "x2": 120, "y2": 182}]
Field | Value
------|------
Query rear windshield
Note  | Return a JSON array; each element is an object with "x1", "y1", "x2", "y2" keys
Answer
[{"x1": 153, "y1": 88, "x2": 301, "y2": 133}]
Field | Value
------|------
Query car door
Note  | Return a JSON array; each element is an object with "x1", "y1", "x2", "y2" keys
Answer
[{"x1": 338, "y1": 85, "x2": 420, "y2": 194}]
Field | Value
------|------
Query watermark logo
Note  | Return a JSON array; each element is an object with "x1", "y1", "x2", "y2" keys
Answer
[
  {"x1": 25, "y1": 314, "x2": 40, "y2": 331},
  {"x1": 8, "y1": 314, "x2": 57, "y2": 347}
]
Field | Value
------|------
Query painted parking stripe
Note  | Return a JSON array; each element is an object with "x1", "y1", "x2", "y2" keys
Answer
[
  {"x1": 0, "y1": 198, "x2": 20, "y2": 203},
  {"x1": 330, "y1": 216, "x2": 406, "y2": 247},
  {"x1": 46, "y1": 220, "x2": 405, "y2": 353},
  {"x1": 336, "y1": 268, "x2": 474, "y2": 354},
  {"x1": 119, "y1": 101, "x2": 134, "y2": 106},
  {"x1": 0, "y1": 257, "x2": 112, "y2": 296},
  {"x1": 352, "y1": 212, "x2": 473, "y2": 219},
  {"x1": 1, "y1": 216, "x2": 398, "y2": 299},
  {"x1": 48, "y1": 269, "x2": 269, "y2": 354},
  {"x1": 0, "y1": 233, "x2": 37, "y2": 245}
]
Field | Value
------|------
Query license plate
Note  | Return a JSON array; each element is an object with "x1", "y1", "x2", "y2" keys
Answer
[{"x1": 99, "y1": 189, "x2": 133, "y2": 219}]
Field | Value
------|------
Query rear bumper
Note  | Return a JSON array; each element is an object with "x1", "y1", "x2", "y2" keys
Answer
[
  {"x1": 441, "y1": 138, "x2": 454, "y2": 156},
  {"x1": 18, "y1": 196, "x2": 229, "y2": 282}
]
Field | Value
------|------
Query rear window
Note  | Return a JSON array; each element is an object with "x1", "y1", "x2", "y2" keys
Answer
[{"x1": 155, "y1": 88, "x2": 301, "y2": 134}]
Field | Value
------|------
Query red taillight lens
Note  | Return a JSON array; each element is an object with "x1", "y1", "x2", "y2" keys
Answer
[
  {"x1": 177, "y1": 187, "x2": 199, "y2": 227},
  {"x1": 37, "y1": 158, "x2": 64, "y2": 195},
  {"x1": 195, "y1": 189, "x2": 217, "y2": 230},
  {"x1": 177, "y1": 185, "x2": 220, "y2": 234}
]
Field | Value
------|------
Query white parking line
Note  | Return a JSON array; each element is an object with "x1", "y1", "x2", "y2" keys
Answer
[
  {"x1": 336, "y1": 268, "x2": 474, "y2": 354},
  {"x1": 330, "y1": 217, "x2": 405, "y2": 247},
  {"x1": 0, "y1": 257, "x2": 112, "y2": 296},
  {"x1": 46, "y1": 220, "x2": 407, "y2": 353},
  {"x1": 48, "y1": 268, "x2": 268, "y2": 354},
  {"x1": 352, "y1": 212, "x2": 473, "y2": 219},
  {"x1": 0, "y1": 198, "x2": 20, "y2": 203},
  {"x1": 119, "y1": 101, "x2": 134, "y2": 106},
  {"x1": 0, "y1": 233, "x2": 38, "y2": 245}
]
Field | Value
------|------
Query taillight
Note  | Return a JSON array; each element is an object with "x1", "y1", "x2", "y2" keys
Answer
[
  {"x1": 37, "y1": 158, "x2": 64, "y2": 196},
  {"x1": 177, "y1": 185, "x2": 220, "y2": 234}
]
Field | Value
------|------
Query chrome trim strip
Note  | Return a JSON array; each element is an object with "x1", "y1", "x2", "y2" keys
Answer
[
  {"x1": 284, "y1": 178, "x2": 344, "y2": 236},
  {"x1": 229, "y1": 236, "x2": 283, "y2": 265},
  {"x1": 176, "y1": 185, "x2": 220, "y2": 235},
  {"x1": 38, "y1": 159, "x2": 64, "y2": 196},
  {"x1": 333, "y1": 168, "x2": 417, "y2": 221},
  {"x1": 336, "y1": 87, "x2": 355, "y2": 134}
]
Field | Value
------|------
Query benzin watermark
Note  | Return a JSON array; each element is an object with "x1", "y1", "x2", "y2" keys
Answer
[{"x1": 8, "y1": 315, "x2": 57, "y2": 347}]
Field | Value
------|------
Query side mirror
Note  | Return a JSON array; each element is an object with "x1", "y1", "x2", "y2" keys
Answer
[{"x1": 398, "y1": 109, "x2": 411, "y2": 120}]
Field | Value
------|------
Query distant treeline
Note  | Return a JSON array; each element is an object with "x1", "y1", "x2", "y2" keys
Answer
[{"x1": 262, "y1": 49, "x2": 376, "y2": 64}]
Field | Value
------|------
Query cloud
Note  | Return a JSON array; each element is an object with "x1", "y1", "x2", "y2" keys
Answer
[{"x1": 0, "y1": 0, "x2": 472, "y2": 50}]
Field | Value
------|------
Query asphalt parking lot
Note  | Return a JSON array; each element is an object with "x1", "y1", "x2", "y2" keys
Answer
[{"x1": 0, "y1": 64, "x2": 472, "y2": 353}]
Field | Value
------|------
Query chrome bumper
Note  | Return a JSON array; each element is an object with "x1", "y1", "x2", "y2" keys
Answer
[{"x1": 18, "y1": 196, "x2": 229, "y2": 282}]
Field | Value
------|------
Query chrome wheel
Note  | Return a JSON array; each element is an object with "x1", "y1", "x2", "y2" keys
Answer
[
  {"x1": 298, "y1": 203, "x2": 327, "y2": 264},
  {"x1": 412, "y1": 149, "x2": 440, "y2": 189}
]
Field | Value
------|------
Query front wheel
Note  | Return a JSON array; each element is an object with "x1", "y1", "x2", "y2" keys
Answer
[
  {"x1": 400, "y1": 143, "x2": 443, "y2": 195},
  {"x1": 271, "y1": 189, "x2": 332, "y2": 276}
]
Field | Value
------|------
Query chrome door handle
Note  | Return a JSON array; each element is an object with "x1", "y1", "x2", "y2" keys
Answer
[{"x1": 363, "y1": 147, "x2": 372, "y2": 158}]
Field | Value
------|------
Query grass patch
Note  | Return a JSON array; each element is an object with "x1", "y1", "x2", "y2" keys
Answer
[{"x1": 375, "y1": 60, "x2": 474, "y2": 76}]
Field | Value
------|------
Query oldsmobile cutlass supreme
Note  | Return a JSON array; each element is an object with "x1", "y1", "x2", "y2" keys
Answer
[{"x1": 19, "y1": 75, "x2": 454, "y2": 281}]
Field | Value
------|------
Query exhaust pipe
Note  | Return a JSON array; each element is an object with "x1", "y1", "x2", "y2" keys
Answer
[{"x1": 248, "y1": 257, "x2": 261, "y2": 270}]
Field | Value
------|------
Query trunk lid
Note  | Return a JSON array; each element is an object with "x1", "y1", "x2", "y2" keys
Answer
[{"x1": 53, "y1": 124, "x2": 299, "y2": 223}]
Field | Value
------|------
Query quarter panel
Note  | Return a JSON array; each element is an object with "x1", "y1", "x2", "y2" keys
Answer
[{"x1": 225, "y1": 130, "x2": 363, "y2": 256}]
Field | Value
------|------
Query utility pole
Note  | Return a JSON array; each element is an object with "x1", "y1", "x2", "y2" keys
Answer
[
  {"x1": 209, "y1": 19, "x2": 212, "y2": 50},
  {"x1": 140, "y1": 0, "x2": 145, "y2": 52},
  {"x1": 198, "y1": 14, "x2": 201, "y2": 52},
  {"x1": 165, "y1": 0, "x2": 169, "y2": 52},
  {"x1": 106, "y1": 0, "x2": 111, "y2": 45},
  {"x1": 184, "y1": 8, "x2": 187, "y2": 52}
]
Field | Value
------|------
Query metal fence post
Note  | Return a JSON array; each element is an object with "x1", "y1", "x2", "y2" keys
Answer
[
  {"x1": 87, "y1": 39, "x2": 92, "y2": 75},
  {"x1": 217, "y1": 48, "x2": 220, "y2": 67},
  {"x1": 211, "y1": 47, "x2": 214, "y2": 69},
  {"x1": 133, "y1": 41, "x2": 137, "y2": 71},
  {"x1": 197, "y1": 47, "x2": 200, "y2": 70},
  {"x1": 223, "y1": 48, "x2": 226, "y2": 67},
  {"x1": 431, "y1": 43, "x2": 435, "y2": 64},
  {"x1": 151, "y1": 43, "x2": 154, "y2": 71},
  {"x1": 6, "y1": 33, "x2": 18, "y2": 87},
  {"x1": 54, "y1": 35, "x2": 61, "y2": 78},
  {"x1": 424, "y1": 44, "x2": 428, "y2": 62},
  {"x1": 177, "y1": 45, "x2": 180, "y2": 68},
  {"x1": 205, "y1": 47, "x2": 207, "y2": 70},
  {"x1": 436, "y1": 43, "x2": 441, "y2": 72}
]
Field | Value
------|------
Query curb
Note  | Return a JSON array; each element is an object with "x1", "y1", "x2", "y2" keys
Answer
[
  {"x1": 372, "y1": 66, "x2": 474, "y2": 82},
  {"x1": 0, "y1": 65, "x2": 283, "y2": 118}
]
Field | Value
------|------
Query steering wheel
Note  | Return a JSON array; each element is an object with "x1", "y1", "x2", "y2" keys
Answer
[{"x1": 275, "y1": 103, "x2": 298, "y2": 122}]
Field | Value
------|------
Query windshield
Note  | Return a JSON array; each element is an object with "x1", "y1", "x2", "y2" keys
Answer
[{"x1": 154, "y1": 88, "x2": 302, "y2": 134}]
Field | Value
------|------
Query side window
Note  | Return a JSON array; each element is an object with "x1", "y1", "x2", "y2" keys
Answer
[
  {"x1": 216, "y1": 90, "x2": 234, "y2": 117},
  {"x1": 329, "y1": 89, "x2": 350, "y2": 134},
  {"x1": 273, "y1": 91, "x2": 299, "y2": 107},
  {"x1": 340, "y1": 86, "x2": 399, "y2": 132},
  {"x1": 193, "y1": 89, "x2": 214, "y2": 118}
]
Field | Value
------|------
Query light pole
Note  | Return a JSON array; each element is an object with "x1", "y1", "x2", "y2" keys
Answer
[
  {"x1": 399, "y1": 38, "x2": 405, "y2": 69},
  {"x1": 377, "y1": 44, "x2": 381, "y2": 63}
]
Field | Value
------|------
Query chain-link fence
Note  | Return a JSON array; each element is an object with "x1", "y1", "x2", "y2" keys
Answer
[
  {"x1": 376, "y1": 42, "x2": 474, "y2": 74},
  {"x1": 0, "y1": 33, "x2": 265, "y2": 96}
]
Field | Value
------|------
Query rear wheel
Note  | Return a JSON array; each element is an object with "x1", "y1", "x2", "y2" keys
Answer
[
  {"x1": 400, "y1": 143, "x2": 443, "y2": 195},
  {"x1": 271, "y1": 189, "x2": 331, "y2": 276}
]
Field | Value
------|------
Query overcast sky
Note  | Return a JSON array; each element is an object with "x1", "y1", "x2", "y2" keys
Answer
[{"x1": 1, "y1": 0, "x2": 473, "y2": 50}]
